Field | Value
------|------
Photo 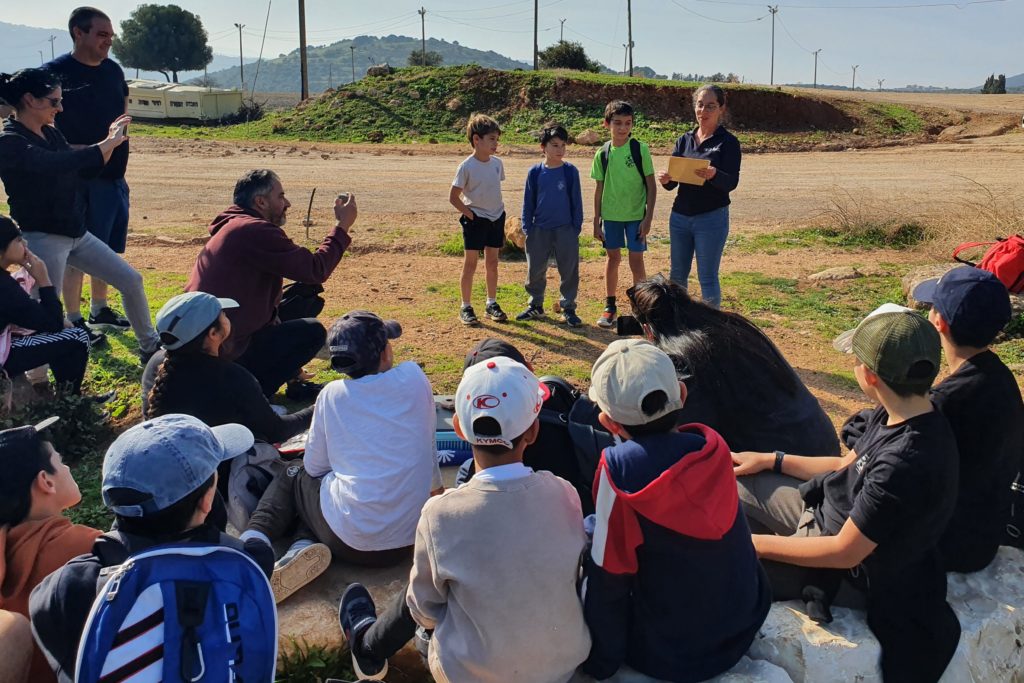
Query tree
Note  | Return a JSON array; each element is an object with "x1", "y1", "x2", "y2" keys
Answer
[
  {"x1": 538, "y1": 41, "x2": 601, "y2": 73},
  {"x1": 408, "y1": 50, "x2": 443, "y2": 67},
  {"x1": 112, "y1": 4, "x2": 213, "y2": 83},
  {"x1": 996, "y1": 74, "x2": 1007, "y2": 94}
]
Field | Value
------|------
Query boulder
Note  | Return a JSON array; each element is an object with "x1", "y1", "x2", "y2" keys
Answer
[
  {"x1": 807, "y1": 266, "x2": 862, "y2": 281},
  {"x1": 446, "y1": 97, "x2": 463, "y2": 112},
  {"x1": 365, "y1": 63, "x2": 394, "y2": 78},
  {"x1": 576, "y1": 129, "x2": 602, "y2": 146}
]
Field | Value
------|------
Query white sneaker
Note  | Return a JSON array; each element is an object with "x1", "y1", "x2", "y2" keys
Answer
[{"x1": 271, "y1": 542, "x2": 331, "y2": 603}]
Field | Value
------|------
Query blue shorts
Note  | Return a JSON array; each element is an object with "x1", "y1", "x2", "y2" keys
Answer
[
  {"x1": 603, "y1": 220, "x2": 646, "y2": 253},
  {"x1": 85, "y1": 178, "x2": 130, "y2": 254}
]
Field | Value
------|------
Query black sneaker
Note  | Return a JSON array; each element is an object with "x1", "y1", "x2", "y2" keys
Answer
[
  {"x1": 138, "y1": 346, "x2": 158, "y2": 366},
  {"x1": 338, "y1": 583, "x2": 388, "y2": 681},
  {"x1": 460, "y1": 305, "x2": 480, "y2": 326},
  {"x1": 88, "y1": 306, "x2": 130, "y2": 329},
  {"x1": 73, "y1": 318, "x2": 107, "y2": 347},
  {"x1": 562, "y1": 309, "x2": 583, "y2": 327},
  {"x1": 285, "y1": 379, "x2": 323, "y2": 401},
  {"x1": 515, "y1": 304, "x2": 544, "y2": 321},
  {"x1": 485, "y1": 302, "x2": 508, "y2": 322}
]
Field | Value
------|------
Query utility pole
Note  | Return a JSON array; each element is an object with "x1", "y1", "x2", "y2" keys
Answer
[
  {"x1": 298, "y1": 0, "x2": 309, "y2": 100},
  {"x1": 627, "y1": 0, "x2": 634, "y2": 77},
  {"x1": 851, "y1": 64, "x2": 859, "y2": 90},
  {"x1": 350, "y1": 45, "x2": 356, "y2": 83},
  {"x1": 622, "y1": 44, "x2": 628, "y2": 75},
  {"x1": 877, "y1": 78, "x2": 885, "y2": 91},
  {"x1": 768, "y1": 5, "x2": 779, "y2": 85},
  {"x1": 234, "y1": 23, "x2": 245, "y2": 90},
  {"x1": 418, "y1": 7, "x2": 427, "y2": 61},
  {"x1": 533, "y1": 0, "x2": 539, "y2": 70},
  {"x1": 560, "y1": 18, "x2": 566, "y2": 42},
  {"x1": 48, "y1": 35, "x2": 57, "y2": 60},
  {"x1": 812, "y1": 48, "x2": 821, "y2": 88},
  {"x1": 38, "y1": 50, "x2": 44, "y2": 65}
]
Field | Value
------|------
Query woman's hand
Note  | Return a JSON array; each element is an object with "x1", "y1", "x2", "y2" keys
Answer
[
  {"x1": 693, "y1": 166, "x2": 718, "y2": 181},
  {"x1": 22, "y1": 248, "x2": 51, "y2": 287},
  {"x1": 732, "y1": 450, "x2": 772, "y2": 476},
  {"x1": 107, "y1": 114, "x2": 131, "y2": 141},
  {"x1": 655, "y1": 170, "x2": 672, "y2": 187}
]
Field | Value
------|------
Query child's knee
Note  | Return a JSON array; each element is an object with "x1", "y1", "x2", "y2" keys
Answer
[{"x1": 606, "y1": 249, "x2": 622, "y2": 264}]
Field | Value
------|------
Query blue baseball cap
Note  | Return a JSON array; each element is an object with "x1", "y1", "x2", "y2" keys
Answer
[
  {"x1": 156, "y1": 292, "x2": 239, "y2": 350},
  {"x1": 912, "y1": 267, "x2": 1011, "y2": 344},
  {"x1": 102, "y1": 414, "x2": 253, "y2": 517},
  {"x1": 327, "y1": 310, "x2": 402, "y2": 376}
]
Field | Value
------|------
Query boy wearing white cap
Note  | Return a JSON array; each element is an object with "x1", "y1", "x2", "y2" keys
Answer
[
  {"x1": 338, "y1": 356, "x2": 591, "y2": 683},
  {"x1": 583, "y1": 339, "x2": 769, "y2": 682}
]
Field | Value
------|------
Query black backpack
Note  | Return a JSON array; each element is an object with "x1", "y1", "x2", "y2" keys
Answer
[{"x1": 598, "y1": 138, "x2": 648, "y2": 189}]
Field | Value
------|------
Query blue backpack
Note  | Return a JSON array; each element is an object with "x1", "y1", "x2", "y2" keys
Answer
[{"x1": 75, "y1": 542, "x2": 278, "y2": 683}]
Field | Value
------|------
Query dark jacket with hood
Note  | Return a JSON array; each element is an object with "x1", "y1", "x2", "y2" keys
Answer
[
  {"x1": 582, "y1": 424, "x2": 771, "y2": 682},
  {"x1": 185, "y1": 206, "x2": 351, "y2": 360}
]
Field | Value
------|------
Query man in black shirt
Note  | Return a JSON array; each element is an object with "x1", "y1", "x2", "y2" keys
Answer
[
  {"x1": 912, "y1": 266, "x2": 1023, "y2": 572},
  {"x1": 46, "y1": 7, "x2": 132, "y2": 336},
  {"x1": 733, "y1": 309, "x2": 960, "y2": 682}
]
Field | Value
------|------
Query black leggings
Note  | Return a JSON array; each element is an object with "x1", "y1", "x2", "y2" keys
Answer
[
  {"x1": 236, "y1": 318, "x2": 326, "y2": 398},
  {"x1": 3, "y1": 327, "x2": 89, "y2": 394}
]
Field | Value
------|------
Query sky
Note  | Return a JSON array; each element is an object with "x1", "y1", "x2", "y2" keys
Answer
[{"x1": 4, "y1": 0, "x2": 1021, "y2": 88}]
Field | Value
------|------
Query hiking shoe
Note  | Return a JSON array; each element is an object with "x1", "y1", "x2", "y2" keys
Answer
[
  {"x1": 460, "y1": 305, "x2": 480, "y2": 326},
  {"x1": 596, "y1": 308, "x2": 617, "y2": 328},
  {"x1": 87, "y1": 306, "x2": 130, "y2": 329},
  {"x1": 73, "y1": 318, "x2": 106, "y2": 347},
  {"x1": 515, "y1": 304, "x2": 544, "y2": 321},
  {"x1": 271, "y1": 542, "x2": 331, "y2": 604},
  {"x1": 285, "y1": 379, "x2": 323, "y2": 401},
  {"x1": 485, "y1": 302, "x2": 508, "y2": 322},
  {"x1": 562, "y1": 309, "x2": 583, "y2": 328},
  {"x1": 339, "y1": 583, "x2": 389, "y2": 681}
]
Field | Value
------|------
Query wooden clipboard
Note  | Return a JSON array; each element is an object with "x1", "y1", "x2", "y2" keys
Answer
[{"x1": 667, "y1": 157, "x2": 710, "y2": 186}]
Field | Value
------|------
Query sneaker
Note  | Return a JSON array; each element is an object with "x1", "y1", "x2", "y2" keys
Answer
[
  {"x1": 271, "y1": 541, "x2": 331, "y2": 604},
  {"x1": 515, "y1": 304, "x2": 544, "y2": 321},
  {"x1": 138, "y1": 346, "x2": 158, "y2": 366},
  {"x1": 87, "y1": 306, "x2": 130, "y2": 329},
  {"x1": 485, "y1": 302, "x2": 508, "y2": 322},
  {"x1": 339, "y1": 583, "x2": 389, "y2": 681},
  {"x1": 285, "y1": 379, "x2": 323, "y2": 401},
  {"x1": 596, "y1": 308, "x2": 617, "y2": 328},
  {"x1": 72, "y1": 318, "x2": 107, "y2": 347},
  {"x1": 460, "y1": 305, "x2": 480, "y2": 326},
  {"x1": 562, "y1": 309, "x2": 583, "y2": 327}
]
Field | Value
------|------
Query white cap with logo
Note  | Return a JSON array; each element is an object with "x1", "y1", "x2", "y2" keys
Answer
[
  {"x1": 589, "y1": 339, "x2": 683, "y2": 426},
  {"x1": 455, "y1": 356, "x2": 550, "y2": 449}
]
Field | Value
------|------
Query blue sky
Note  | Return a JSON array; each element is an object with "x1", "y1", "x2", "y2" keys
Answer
[{"x1": 5, "y1": 0, "x2": 1021, "y2": 88}]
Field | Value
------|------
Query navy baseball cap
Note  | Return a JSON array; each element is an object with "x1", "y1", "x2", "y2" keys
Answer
[
  {"x1": 102, "y1": 414, "x2": 253, "y2": 517},
  {"x1": 912, "y1": 267, "x2": 1011, "y2": 345},
  {"x1": 327, "y1": 310, "x2": 402, "y2": 376},
  {"x1": 156, "y1": 292, "x2": 238, "y2": 350},
  {"x1": 463, "y1": 338, "x2": 529, "y2": 370}
]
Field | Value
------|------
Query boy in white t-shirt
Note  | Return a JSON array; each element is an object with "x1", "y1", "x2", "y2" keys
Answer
[
  {"x1": 449, "y1": 114, "x2": 508, "y2": 326},
  {"x1": 243, "y1": 310, "x2": 442, "y2": 603}
]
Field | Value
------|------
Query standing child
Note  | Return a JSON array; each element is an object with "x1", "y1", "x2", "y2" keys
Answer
[
  {"x1": 450, "y1": 114, "x2": 508, "y2": 326},
  {"x1": 591, "y1": 101, "x2": 657, "y2": 328},
  {"x1": 517, "y1": 123, "x2": 584, "y2": 327}
]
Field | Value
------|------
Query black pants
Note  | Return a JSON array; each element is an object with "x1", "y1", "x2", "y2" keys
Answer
[
  {"x1": 236, "y1": 318, "x2": 326, "y2": 398},
  {"x1": 362, "y1": 585, "x2": 418, "y2": 659},
  {"x1": 3, "y1": 328, "x2": 89, "y2": 394}
]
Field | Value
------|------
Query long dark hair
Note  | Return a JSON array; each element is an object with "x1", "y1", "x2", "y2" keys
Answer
[
  {"x1": 628, "y1": 276, "x2": 799, "y2": 397},
  {"x1": 147, "y1": 318, "x2": 224, "y2": 417},
  {"x1": 0, "y1": 68, "x2": 60, "y2": 111}
]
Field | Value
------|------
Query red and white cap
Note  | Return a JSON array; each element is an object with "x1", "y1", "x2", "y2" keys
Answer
[{"x1": 455, "y1": 356, "x2": 550, "y2": 449}]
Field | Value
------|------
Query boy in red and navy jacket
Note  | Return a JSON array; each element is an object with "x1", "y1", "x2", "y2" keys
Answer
[{"x1": 582, "y1": 339, "x2": 770, "y2": 682}]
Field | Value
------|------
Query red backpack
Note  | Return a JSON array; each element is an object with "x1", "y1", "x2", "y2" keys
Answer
[{"x1": 952, "y1": 235, "x2": 1024, "y2": 293}]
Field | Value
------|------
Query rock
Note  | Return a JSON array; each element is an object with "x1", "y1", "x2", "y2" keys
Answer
[
  {"x1": 807, "y1": 266, "x2": 862, "y2": 281},
  {"x1": 365, "y1": 63, "x2": 394, "y2": 78},
  {"x1": 901, "y1": 263, "x2": 960, "y2": 306},
  {"x1": 409, "y1": 90, "x2": 420, "y2": 99},
  {"x1": 367, "y1": 88, "x2": 381, "y2": 98},
  {"x1": 388, "y1": 98, "x2": 402, "y2": 107},
  {"x1": 576, "y1": 129, "x2": 602, "y2": 146},
  {"x1": 446, "y1": 97, "x2": 463, "y2": 112},
  {"x1": 938, "y1": 125, "x2": 967, "y2": 141},
  {"x1": 504, "y1": 216, "x2": 525, "y2": 251}
]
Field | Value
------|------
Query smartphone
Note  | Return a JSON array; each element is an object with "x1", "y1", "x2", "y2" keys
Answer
[{"x1": 337, "y1": 192, "x2": 350, "y2": 202}]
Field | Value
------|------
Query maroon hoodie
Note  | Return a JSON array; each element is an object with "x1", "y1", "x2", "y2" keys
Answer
[{"x1": 186, "y1": 206, "x2": 351, "y2": 360}]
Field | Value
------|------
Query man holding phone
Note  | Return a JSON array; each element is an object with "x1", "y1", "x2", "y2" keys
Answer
[{"x1": 186, "y1": 169, "x2": 357, "y2": 401}]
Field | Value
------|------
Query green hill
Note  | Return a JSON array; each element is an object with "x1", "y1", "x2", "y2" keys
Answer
[{"x1": 198, "y1": 35, "x2": 531, "y2": 93}]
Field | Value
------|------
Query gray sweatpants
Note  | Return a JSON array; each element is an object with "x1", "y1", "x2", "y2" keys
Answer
[
  {"x1": 524, "y1": 226, "x2": 580, "y2": 310},
  {"x1": 22, "y1": 230, "x2": 159, "y2": 353}
]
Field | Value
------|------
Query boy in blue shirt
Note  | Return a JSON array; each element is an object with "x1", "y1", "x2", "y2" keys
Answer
[{"x1": 517, "y1": 123, "x2": 584, "y2": 327}]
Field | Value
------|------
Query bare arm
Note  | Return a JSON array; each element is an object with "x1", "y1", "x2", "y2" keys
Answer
[
  {"x1": 753, "y1": 517, "x2": 877, "y2": 569},
  {"x1": 732, "y1": 449, "x2": 857, "y2": 480},
  {"x1": 449, "y1": 186, "x2": 473, "y2": 220},
  {"x1": 592, "y1": 181, "x2": 604, "y2": 240},
  {"x1": 640, "y1": 174, "x2": 657, "y2": 236}
]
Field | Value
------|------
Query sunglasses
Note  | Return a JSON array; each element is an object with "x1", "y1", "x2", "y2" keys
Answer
[{"x1": 43, "y1": 96, "x2": 62, "y2": 108}]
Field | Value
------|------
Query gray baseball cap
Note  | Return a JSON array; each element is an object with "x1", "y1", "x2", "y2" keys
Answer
[
  {"x1": 156, "y1": 292, "x2": 239, "y2": 351},
  {"x1": 589, "y1": 339, "x2": 683, "y2": 426},
  {"x1": 102, "y1": 414, "x2": 253, "y2": 517}
]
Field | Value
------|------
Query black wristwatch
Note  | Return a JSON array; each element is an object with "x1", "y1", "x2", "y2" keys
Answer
[{"x1": 773, "y1": 450, "x2": 786, "y2": 474}]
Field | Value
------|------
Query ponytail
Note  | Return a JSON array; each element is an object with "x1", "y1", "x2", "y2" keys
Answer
[{"x1": 0, "y1": 68, "x2": 61, "y2": 110}]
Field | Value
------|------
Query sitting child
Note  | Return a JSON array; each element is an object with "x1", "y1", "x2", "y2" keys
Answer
[
  {"x1": 338, "y1": 356, "x2": 591, "y2": 682},
  {"x1": 242, "y1": 310, "x2": 441, "y2": 602},
  {"x1": 582, "y1": 339, "x2": 770, "y2": 681},
  {"x1": 29, "y1": 414, "x2": 272, "y2": 682},
  {"x1": 0, "y1": 418, "x2": 100, "y2": 683}
]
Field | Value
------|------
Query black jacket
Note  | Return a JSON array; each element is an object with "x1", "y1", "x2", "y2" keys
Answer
[
  {"x1": 29, "y1": 524, "x2": 274, "y2": 683},
  {"x1": 0, "y1": 271, "x2": 65, "y2": 336},
  {"x1": 0, "y1": 118, "x2": 103, "y2": 237}
]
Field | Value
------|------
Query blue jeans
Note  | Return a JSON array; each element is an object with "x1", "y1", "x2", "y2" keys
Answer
[{"x1": 668, "y1": 206, "x2": 729, "y2": 308}]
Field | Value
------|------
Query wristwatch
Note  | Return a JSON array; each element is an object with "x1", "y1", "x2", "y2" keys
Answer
[{"x1": 773, "y1": 450, "x2": 786, "y2": 474}]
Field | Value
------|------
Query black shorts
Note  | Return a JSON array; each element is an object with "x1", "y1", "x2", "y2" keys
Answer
[{"x1": 460, "y1": 212, "x2": 506, "y2": 251}]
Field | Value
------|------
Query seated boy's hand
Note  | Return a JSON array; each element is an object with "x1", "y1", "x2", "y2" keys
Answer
[
  {"x1": 334, "y1": 193, "x2": 358, "y2": 232},
  {"x1": 731, "y1": 450, "x2": 772, "y2": 476},
  {"x1": 592, "y1": 217, "x2": 604, "y2": 241}
]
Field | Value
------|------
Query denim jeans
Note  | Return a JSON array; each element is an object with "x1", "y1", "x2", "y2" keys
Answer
[{"x1": 668, "y1": 206, "x2": 729, "y2": 308}]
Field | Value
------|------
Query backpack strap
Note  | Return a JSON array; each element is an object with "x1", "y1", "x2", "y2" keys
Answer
[
  {"x1": 177, "y1": 582, "x2": 211, "y2": 682},
  {"x1": 599, "y1": 141, "x2": 611, "y2": 177},
  {"x1": 629, "y1": 138, "x2": 648, "y2": 187},
  {"x1": 952, "y1": 240, "x2": 995, "y2": 266}
]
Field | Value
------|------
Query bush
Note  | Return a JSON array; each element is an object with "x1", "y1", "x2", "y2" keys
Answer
[
  {"x1": 538, "y1": 41, "x2": 601, "y2": 73},
  {"x1": 408, "y1": 50, "x2": 443, "y2": 67},
  {"x1": 0, "y1": 389, "x2": 112, "y2": 464},
  {"x1": 220, "y1": 98, "x2": 265, "y2": 125}
]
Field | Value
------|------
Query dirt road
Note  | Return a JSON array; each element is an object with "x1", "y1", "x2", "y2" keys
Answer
[{"x1": 786, "y1": 87, "x2": 1024, "y2": 115}]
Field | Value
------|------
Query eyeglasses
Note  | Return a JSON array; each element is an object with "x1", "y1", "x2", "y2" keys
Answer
[
  {"x1": 695, "y1": 103, "x2": 719, "y2": 111},
  {"x1": 44, "y1": 96, "x2": 62, "y2": 108}
]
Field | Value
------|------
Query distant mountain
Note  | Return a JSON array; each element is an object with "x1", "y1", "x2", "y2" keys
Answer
[
  {"x1": 198, "y1": 34, "x2": 532, "y2": 93},
  {"x1": 970, "y1": 72, "x2": 1024, "y2": 92},
  {"x1": 0, "y1": 20, "x2": 248, "y2": 85}
]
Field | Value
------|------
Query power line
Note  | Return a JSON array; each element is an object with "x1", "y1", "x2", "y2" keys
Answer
[
  {"x1": 564, "y1": 26, "x2": 620, "y2": 49},
  {"x1": 433, "y1": 13, "x2": 555, "y2": 34},
  {"x1": 666, "y1": 0, "x2": 770, "y2": 23},
  {"x1": 693, "y1": 0, "x2": 1006, "y2": 8}
]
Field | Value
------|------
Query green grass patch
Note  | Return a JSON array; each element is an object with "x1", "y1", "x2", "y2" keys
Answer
[
  {"x1": 733, "y1": 223, "x2": 927, "y2": 253},
  {"x1": 994, "y1": 338, "x2": 1024, "y2": 367},
  {"x1": 276, "y1": 640, "x2": 356, "y2": 682},
  {"x1": 866, "y1": 103, "x2": 924, "y2": 135}
]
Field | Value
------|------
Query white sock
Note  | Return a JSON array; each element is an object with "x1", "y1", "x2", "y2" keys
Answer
[
  {"x1": 240, "y1": 529, "x2": 272, "y2": 547},
  {"x1": 486, "y1": 298, "x2": 497, "y2": 306},
  {"x1": 462, "y1": 301, "x2": 471, "y2": 308}
]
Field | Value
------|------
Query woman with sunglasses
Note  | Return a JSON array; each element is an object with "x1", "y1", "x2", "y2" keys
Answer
[
  {"x1": 655, "y1": 84, "x2": 740, "y2": 309},
  {"x1": 627, "y1": 275, "x2": 840, "y2": 457},
  {"x1": 0, "y1": 68, "x2": 160, "y2": 363}
]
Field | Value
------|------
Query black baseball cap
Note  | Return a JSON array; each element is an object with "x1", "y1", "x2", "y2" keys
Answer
[
  {"x1": 463, "y1": 338, "x2": 529, "y2": 370},
  {"x1": 327, "y1": 310, "x2": 402, "y2": 376}
]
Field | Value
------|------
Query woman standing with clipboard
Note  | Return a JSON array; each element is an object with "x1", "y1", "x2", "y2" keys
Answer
[{"x1": 655, "y1": 84, "x2": 741, "y2": 308}]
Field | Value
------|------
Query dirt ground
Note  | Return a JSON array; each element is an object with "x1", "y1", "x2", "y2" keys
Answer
[{"x1": 785, "y1": 87, "x2": 1024, "y2": 116}]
